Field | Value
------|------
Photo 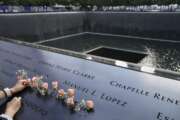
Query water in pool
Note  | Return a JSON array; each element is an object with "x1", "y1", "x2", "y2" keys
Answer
[{"x1": 39, "y1": 33, "x2": 180, "y2": 73}]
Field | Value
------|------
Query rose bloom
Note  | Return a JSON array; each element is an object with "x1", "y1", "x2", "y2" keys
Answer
[
  {"x1": 67, "y1": 88, "x2": 75, "y2": 97},
  {"x1": 52, "y1": 81, "x2": 58, "y2": 90},
  {"x1": 58, "y1": 89, "x2": 65, "y2": 97},
  {"x1": 16, "y1": 75, "x2": 22, "y2": 81},
  {"x1": 31, "y1": 77, "x2": 38, "y2": 88},
  {"x1": 86, "y1": 100, "x2": 94, "y2": 109},
  {"x1": 32, "y1": 76, "x2": 37, "y2": 81},
  {"x1": 66, "y1": 97, "x2": 74, "y2": 106},
  {"x1": 42, "y1": 82, "x2": 48, "y2": 90}
]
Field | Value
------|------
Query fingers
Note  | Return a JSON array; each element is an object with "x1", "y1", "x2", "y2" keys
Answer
[
  {"x1": 13, "y1": 97, "x2": 22, "y2": 107},
  {"x1": 12, "y1": 97, "x2": 22, "y2": 103},
  {"x1": 22, "y1": 80, "x2": 30, "y2": 86},
  {"x1": 8, "y1": 97, "x2": 22, "y2": 106},
  {"x1": 20, "y1": 79, "x2": 31, "y2": 86},
  {"x1": 14, "y1": 97, "x2": 22, "y2": 101}
]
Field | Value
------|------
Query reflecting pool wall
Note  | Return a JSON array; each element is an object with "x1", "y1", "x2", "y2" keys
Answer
[
  {"x1": 0, "y1": 12, "x2": 86, "y2": 42},
  {"x1": 0, "y1": 12, "x2": 180, "y2": 42},
  {"x1": 87, "y1": 12, "x2": 180, "y2": 41}
]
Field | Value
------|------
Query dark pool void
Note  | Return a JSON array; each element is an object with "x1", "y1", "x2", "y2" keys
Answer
[{"x1": 87, "y1": 47, "x2": 148, "y2": 63}]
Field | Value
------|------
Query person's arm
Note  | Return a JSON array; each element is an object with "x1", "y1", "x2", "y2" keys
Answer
[
  {"x1": 0, "y1": 91, "x2": 6, "y2": 100},
  {"x1": 0, "y1": 90, "x2": 7, "y2": 114},
  {"x1": 0, "y1": 90, "x2": 15, "y2": 120},
  {"x1": 0, "y1": 79, "x2": 29, "y2": 120},
  {"x1": 0, "y1": 89, "x2": 11, "y2": 107},
  {"x1": 0, "y1": 97, "x2": 21, "y2": 120},
  {"x1": 0, "y1": 79, "x2": 28, "y2": 105}
]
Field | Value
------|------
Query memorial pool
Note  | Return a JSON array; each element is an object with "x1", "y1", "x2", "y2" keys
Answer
[
  {"x1": 38, "y1": 32, "x2": 180, "y2": 73},
  {"x1": 1, "y1": 12, "x2": 180, "y2": 120}
]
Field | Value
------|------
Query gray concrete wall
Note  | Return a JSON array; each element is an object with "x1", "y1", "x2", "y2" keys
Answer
[
  {"x1": 0, "y1": 12, "x2": 180, "y2": 42},
  {"x1": 0, "y1": 12, "x2": 86, "y2": 42},
  {"x1": 87, "y1": 12, "x2": 180, "y2": 41}
]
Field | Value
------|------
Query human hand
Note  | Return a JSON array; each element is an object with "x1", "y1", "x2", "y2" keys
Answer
[
  {"x1": 5, "y1": 97, "x2": 22, "y2": 119},
  {"x1": 10, "y1": 79, "x2": 30, "y2": 94}
]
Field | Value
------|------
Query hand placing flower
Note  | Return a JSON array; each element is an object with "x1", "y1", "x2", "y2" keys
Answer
[{"x1": 10, "y1": 79, "x2": 30, "y2": 94}]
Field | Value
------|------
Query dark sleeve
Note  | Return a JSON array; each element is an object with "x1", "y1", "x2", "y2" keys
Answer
[
  {"x1": 0, "y1": 90, "x2": 8, "y2": 110},
  {"x1": 0, "y1": 99, "x2": 6, "y2": 109},
  {"x1": 0, "y1": 117, "x2": 8, "y2": 120}
]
